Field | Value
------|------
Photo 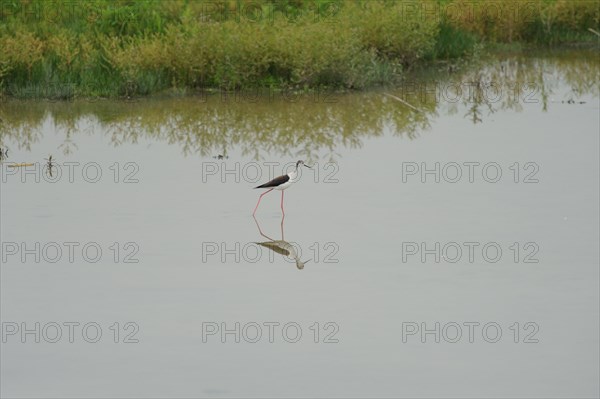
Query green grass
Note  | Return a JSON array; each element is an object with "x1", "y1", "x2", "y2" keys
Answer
[{"x1": 0, "y1": 0, "x2": 598, "y2": 99}]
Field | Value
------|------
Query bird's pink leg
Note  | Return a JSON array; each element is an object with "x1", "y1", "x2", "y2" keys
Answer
[
  {"x1": 280, "y1": 190, "x2": 285, "y2": 216},
  {"x1": 253, "y1": 189, "x2": 273, "y2": 216}
]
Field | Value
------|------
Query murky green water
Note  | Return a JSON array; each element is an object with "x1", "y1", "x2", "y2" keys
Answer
[{"x1": 1, "y1": 50, "x2": 599, "y2": 398}]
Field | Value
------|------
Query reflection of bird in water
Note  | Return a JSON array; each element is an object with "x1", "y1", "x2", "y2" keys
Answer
[
  {"x1": 213, "y1": 154, "x2": 229, "y2": 160},
  {"x1": 256, "y1": 240, "x2": 306, "y2": 270},
  {"x1": 253, "y1": 215, "x2": 309, "y2": 270},
  {"x1": 253, "y1": 160, "x2": 311, "y2": 216},
  {"x1": 0, "y1": 147, "x2": 8, "y2": 161}
]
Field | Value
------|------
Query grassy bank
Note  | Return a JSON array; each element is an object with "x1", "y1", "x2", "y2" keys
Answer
[{"x1": 0, "y1": 0, "x2": 598, "y2": 99}]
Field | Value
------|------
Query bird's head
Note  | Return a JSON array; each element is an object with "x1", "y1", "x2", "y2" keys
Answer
[{"x1": 296, "y1": 160, "x2": 311, "y2": 169}]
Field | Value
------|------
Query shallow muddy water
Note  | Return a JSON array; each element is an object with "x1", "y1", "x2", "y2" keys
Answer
[{"x1": 1, "y1": 50, "x2": 599, "y2": 398}]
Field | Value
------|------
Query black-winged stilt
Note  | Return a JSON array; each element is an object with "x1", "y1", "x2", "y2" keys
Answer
[{"x1": 252, "y1": 160, "x2": 311, "y2": 216}]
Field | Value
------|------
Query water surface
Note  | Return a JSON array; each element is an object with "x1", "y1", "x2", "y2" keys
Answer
[{"x1": 1, "y1": 50, "x2": 599, "y2": 398}]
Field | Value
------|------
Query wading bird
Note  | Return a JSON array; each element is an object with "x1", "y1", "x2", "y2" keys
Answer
[{"x1": 252, "y1": 160, "x2": 311, "y2": 216}]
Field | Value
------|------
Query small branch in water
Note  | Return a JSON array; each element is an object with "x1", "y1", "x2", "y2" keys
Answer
[
  {"x1": 589, "y1": 28, "x2": 600, "y2": 37},
  {"x1": 7, "y1": 163, "x2": 34, "y2": 167},
  {"x1": 383, "y1": 92, "x2": 424, "y2": 113}
]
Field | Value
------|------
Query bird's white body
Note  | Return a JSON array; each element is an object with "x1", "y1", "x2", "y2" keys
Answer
[{"x1": 275, "y1": 170, "x2": 298, "y2": 191}]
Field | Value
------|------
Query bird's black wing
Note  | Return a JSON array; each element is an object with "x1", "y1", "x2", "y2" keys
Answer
[{"x1": 254, "y1": 174, "x2": 289, "y2": 189}]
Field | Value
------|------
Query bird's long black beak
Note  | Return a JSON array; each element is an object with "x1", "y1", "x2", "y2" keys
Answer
[{"x1": 303, "y1": 164, "x2": 313, "y2": 169}]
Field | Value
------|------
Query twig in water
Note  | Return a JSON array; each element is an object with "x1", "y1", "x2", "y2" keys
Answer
[
  {"x1": 8, "y1": 163, "x2": 34, "y2": 168},
  {"x1": 383, "y1": 92, "x2": 424, "y2": 113}
]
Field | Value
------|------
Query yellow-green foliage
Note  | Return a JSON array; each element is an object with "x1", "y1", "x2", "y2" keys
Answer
[
  {"x1": 348, "y1": 1, "x2": 439, "y2": 64},
  {"x1": 89, "y1": 1, "x2": 431, "y2": 90},
  {"x1": 0, "y1": 30, "x2": 44, "y2": 75},
  {"x1": 445, "y1": 0, "x2": 599, "y2": 42},
  {"x1": 552, "y1": 0, "x2": 599, "y2": 30},
  {"x1": 0, "y1": 0, "x2": 597, "y2": 98}
]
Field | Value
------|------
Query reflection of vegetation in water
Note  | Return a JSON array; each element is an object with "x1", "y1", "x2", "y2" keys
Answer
[
  {"x1": 426, "y1": 50, "x2": 600, "y2": 122},
  {"x1": 1, "y1": 52, "x2": 598, "y2": 158},
  {"x1": 0, "y1": 91, "x2": 433, "y2": 160}
]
